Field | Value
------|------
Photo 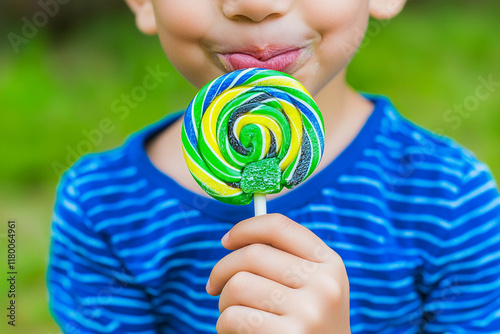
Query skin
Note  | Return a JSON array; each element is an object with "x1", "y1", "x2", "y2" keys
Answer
[{"x1": 125, "y1": 0, "x2": 406, "y2": 332}]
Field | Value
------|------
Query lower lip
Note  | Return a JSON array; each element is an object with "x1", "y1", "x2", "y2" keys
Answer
[{"x1": 220, "y1": 49, "x2": 303, "y2": 73}]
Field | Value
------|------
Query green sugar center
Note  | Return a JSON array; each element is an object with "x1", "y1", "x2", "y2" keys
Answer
[{"x1": 240, "y1": 158, "x2": 282, "y2": 194}]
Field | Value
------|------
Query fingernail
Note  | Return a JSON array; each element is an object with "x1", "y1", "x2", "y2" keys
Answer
[
  {"x1": 221, "y1": 231, "x2": 229, "y2": 244},
  {"x1": 206, "y1": 279, "x2": 211, "y2": 292}
]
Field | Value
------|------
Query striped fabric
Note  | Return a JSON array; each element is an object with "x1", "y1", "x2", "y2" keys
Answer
[{"x1": 47, "y1": 95, "x2": 500, "y2": 333}]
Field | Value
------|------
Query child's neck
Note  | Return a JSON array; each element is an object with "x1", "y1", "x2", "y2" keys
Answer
[
  {"x1": 145, "y1": 70, "x2": 373, "y2": 200},
  {"x1": 312, "y1": 70, "x2": 373, "y2": 182}
]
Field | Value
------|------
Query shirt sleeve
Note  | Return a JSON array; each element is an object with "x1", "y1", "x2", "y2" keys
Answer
[
  {"x1": 46, "y1": 169, "x2": 159, "y2": 334},
  {"x1": 419, "y1": 163, "x2": 500, "y2": 333}
]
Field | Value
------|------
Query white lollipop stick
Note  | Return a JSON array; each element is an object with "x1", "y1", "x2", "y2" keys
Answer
[{"x1": 254, "y1": 193, "x2": 267, "y2": 216}]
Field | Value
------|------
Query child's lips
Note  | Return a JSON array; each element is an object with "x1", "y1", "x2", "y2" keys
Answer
[{"x1": 218, "y1": 48, "x2": 306, "y2": 73}]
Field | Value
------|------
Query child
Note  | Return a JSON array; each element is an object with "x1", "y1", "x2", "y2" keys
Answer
[{"x1": 47, "y1": 0, "x2": 500, "y2": 333}]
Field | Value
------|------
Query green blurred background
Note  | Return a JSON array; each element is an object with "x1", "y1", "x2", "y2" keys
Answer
[{"x1": 1, "y1": 0, "x2": 499, "y2": 332}]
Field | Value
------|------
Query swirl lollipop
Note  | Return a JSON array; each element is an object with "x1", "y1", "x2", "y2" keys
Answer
[{"x1": 181, "y1": 68, "x2": 325, "y2": 215}]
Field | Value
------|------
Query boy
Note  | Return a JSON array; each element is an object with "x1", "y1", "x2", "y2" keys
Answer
[{"x1": 47, "y1": 0, "x2": 500, "y2": 333}]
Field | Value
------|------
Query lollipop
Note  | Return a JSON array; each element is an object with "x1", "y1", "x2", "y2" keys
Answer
[{"x1": 181, "y1": 68, "x2": 325, "y2": 215}]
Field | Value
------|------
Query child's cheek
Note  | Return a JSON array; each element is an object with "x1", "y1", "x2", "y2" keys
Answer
[
  {"x1": 305, "y1": 0, "x2": 370, "y2": 65},
  {"x1": 303, "y1": 0, "x2": 369, "y2": 35},
  {"x1": 152, "y1": 0, "x2": 214, "y2": 41}
]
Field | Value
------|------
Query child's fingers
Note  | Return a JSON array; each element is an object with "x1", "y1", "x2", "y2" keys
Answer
[
  {"x1": 207, "y1": 243, "x2": 318, "y2": 295},
  {"x1": 218, "y1": 271, "x2": 295, "y2": 315},
  {"x1": 216, "y1": 305, "x2": 292, "y2": 334},
  {"x1": 222, "y1": 213, "x2": 334, "y2": 263}
]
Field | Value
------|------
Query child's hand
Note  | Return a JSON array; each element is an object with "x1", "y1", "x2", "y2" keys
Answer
[{"x1": 207, "y1": 214, "x2": 350, "y2": 334}]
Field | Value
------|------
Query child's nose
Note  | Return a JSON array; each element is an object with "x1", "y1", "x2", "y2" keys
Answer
[{"x1": 222, "y1": 0, "x2": 292, "y2": 23}]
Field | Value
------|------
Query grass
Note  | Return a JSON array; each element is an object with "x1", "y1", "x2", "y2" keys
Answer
[{"x1": 0, "y1": 1, "x2": 499, "y2": 332}]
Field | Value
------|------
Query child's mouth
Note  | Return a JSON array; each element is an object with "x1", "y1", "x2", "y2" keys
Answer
[{"x1": 218, "y1": 48, "x2": 305, "y2": 73}]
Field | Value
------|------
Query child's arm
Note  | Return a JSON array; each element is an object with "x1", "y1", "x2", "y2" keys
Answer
[
  {"x1": 207, "y1": 214, "x2": 351, "y2": 334},
  {"x1": 47, "y1": 170, "x2": 159, "y2": 333}
]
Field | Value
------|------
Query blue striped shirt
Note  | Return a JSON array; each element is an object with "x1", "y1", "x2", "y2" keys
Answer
[{"x1": 47, "y1": 95, "x2": 500, "y2": 333}]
